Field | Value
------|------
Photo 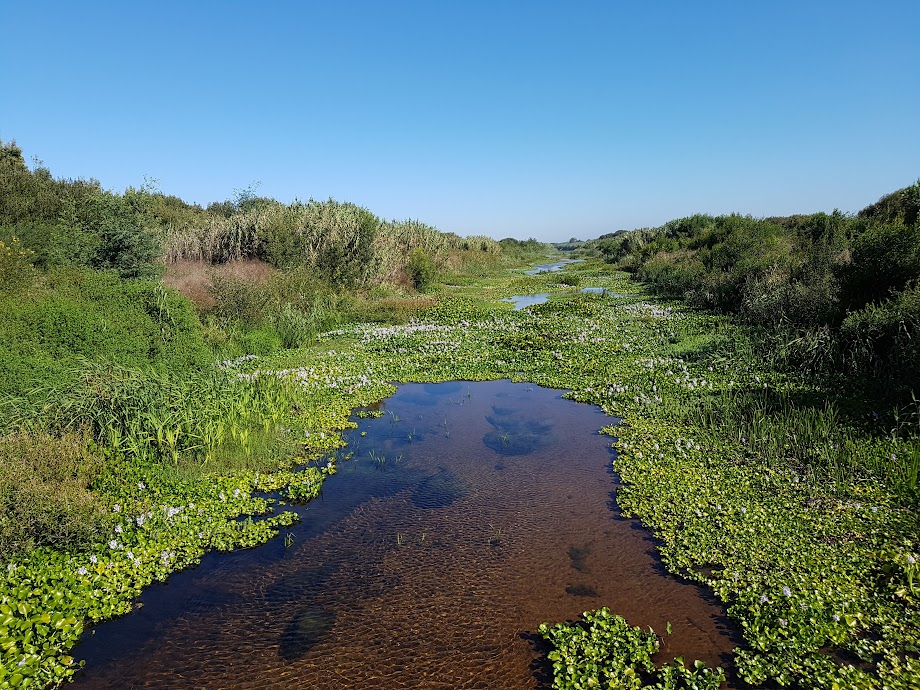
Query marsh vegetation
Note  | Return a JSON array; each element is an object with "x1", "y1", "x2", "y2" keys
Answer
[{"x1": 1, "y1": 141, "x2": 918, "y2": 688}]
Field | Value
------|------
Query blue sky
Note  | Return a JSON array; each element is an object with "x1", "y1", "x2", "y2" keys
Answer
[{"x1": 2, "y1": 1, "x2": 918, "y2": 242}]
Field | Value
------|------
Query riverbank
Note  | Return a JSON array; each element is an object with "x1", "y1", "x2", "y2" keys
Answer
[{"x1": 2, "y1": 259, "x2": 918, "y2": 688}]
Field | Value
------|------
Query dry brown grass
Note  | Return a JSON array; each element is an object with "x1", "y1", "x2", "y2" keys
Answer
[{"x1": 162, "y1": 259, "x2": 276, "y2": 310}]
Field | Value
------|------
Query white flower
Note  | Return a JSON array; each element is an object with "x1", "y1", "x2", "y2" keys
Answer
[
  {"x1": 136, "y1": 516, "x2": 145, "y2": 527},
  {"x1": 77, "y1": 566, "x2": 88, "y2": 576},
  {"x1": 115, "y1": 525, "x2": 123, "y2": 534},
  {"x1": 138, "y1": 482, "x2": 146, "y2": 490},
  {"x1": 112, "y1": 504, "x2": 120, "y2": 513},
  {"x1": 782, "y1": 586, "x2": 792, "y2": 597},
  {"x1": 109, "y1": 540, "x2": 119, "y2": 549},
  {"x1": 908, "y1": 555, "x2": 917, "y2": 565},
  {"x1": 90, "y1": 555, "x2": 98, "y2": 564},
  {"x1": 832, "y1": 614, "x2": 840, "y2": 622},
  {"x1": 759, "y1": 594, "x2": 769, "y2": 604}
]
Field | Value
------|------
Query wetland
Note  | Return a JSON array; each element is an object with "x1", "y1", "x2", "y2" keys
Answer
[{"x1": 70, "y1": 381, "x2": 735, "y2": 688}]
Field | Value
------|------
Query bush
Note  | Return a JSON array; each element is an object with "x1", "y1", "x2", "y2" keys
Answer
[
  {"x1": 0, "y1": 431, "x2": 109, "y2": 555},
  {"x1": 837, "y1": 221, "x2": 920, "y2": 311},
  {"x1": 238, "y1": 325, "x2": 283, "y2": 355},
  {"x1": 262, "y1": 199, "x2": 379, "y2": 288},
  {"x1": 270, "y1": 303, "x2": 314, "y2": 349},
  {"x1": 840, "y1": 285, "x2": 920, "y2": 394},
  {"x1": 0, "y1": 269, "x2": 211, "y2": 397},
  {"x1": 208, "y1": 270, "x2": 270, "y2": 324},
  {"x1": 0, "y1": 235, "x2": 35, "y2": 293},
  {"x1": 406, "y1": 247, "x2": 438, "y2": 291}
]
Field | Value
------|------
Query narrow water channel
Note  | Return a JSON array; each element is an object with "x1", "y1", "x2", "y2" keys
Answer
[
  {"x1": 71, "y1": 380, "x2": 737, "y2": 689},
  {"x1": 524, "y1": 259, "x2": 583, "y2": 275}
]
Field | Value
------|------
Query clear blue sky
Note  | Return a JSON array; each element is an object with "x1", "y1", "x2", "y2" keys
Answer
[{"x1": 2, "y1": 1, "x2": 918, "y2": 242}]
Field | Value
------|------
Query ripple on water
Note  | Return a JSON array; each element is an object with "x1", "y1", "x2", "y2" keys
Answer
[{"x1": 71, "y1": 380, "x2": 740, "y2": 689}]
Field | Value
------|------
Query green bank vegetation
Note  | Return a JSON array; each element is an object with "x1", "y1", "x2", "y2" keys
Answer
[
  {"x1": 585, "y1": 183, "x2": 920, "y2": 400},
  {"x1": 0, "y1": 139, "x2": 918, "y2": 688}
]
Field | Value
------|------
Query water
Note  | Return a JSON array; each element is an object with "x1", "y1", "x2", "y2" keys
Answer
[
  {"x1": 524, "y1": 259, "x2": 583, "y2": 275},
  {"x1": 503, "y1": 293, "x2": 551, "y2": 310},
  {"x1": 579, "y1": 287, "x2": 630, "y2": 297},
  {"x1": 71, "y1": 381, "x2": 738, "y2": 689}
]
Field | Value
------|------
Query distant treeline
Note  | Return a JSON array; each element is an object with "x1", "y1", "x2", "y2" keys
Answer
[
  {"x1": 0, "y1": 139, "x2": 546, "y2": 288},
  {"x1": 585, "y1": 182, "x2": 920, "y2": 397}
]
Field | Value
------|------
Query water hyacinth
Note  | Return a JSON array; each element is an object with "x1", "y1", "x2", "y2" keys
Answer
[{"x1": 0, "y1": 261, "x2": 917, "y2": 689}]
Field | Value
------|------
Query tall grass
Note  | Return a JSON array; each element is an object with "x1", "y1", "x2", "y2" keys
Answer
[
  {"x1": 2, "y1": 360, "x2": 308, "y2": 469},
  {"x1": 658, "y1": 387, "x2": 920, "y2": 499}
]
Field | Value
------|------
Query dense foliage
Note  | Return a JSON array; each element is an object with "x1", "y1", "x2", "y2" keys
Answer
[{"x1": 587, "y1": 183, "x2": 920, "y2": 398}]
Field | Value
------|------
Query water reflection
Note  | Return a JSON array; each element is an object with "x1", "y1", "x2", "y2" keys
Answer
[
  {"x1": 503, "y1": 293, "x2": 550, "y2": 310},
  {"x1": 524, "y1": 259, "x2": 583, "y2": 275},
  {"x1": 71, "y1": 380, "x2": 739, "y2": 689}
]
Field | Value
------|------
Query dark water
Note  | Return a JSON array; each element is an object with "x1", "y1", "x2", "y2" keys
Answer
[
  {"x1": 71, "y1": 381, "x2": 737, "y2": 689},
  {"x1": 503, "y1": 293, "x2": 551, "y2": 310}
]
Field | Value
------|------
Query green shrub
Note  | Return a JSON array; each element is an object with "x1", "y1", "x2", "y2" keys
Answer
[
  {"x1": 208, "y1": 270, "x2": 270, "y2": 324},
  {"x1": 0, "y1": 269, "x2": 211, "y2": 397},
  {"x1": 0, "y1": 235, "x2": 35, "y2": 293},
  {"x1": 262, "y1": 199, "x2": 379, "y2": 288},
  {"x1": 270, "y1": 303, "x2": 313, "y2": 348},
  {"x1": 0, "y1": 431, "x2": 109, "y2": 555},
  {"x1": 558, "y1": 273, "x2": 581, "y2": 287},
  {"x1": 837, "y1": 221, "x2": 920, "y2": 311},
  {"x1": 406, "y1": 247, "x2": 438, "y2": 291},
  {"x1": 238, "y1": 325, "x2": 283, "y2": 355},
  {"x1": 840, "y1": 285, "x2": 920, "y2": 394}
]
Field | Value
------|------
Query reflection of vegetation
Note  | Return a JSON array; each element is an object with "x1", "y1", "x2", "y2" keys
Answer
[
  {"x1": 565, "y1": 583, "x2": 598, "y2": 597},
  {"x1": 483, "y1": 406, "x2": 552, "y2": 456}
]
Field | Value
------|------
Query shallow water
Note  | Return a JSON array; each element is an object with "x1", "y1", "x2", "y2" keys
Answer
[
  {"x1": 71, "y1": 381, "x2": 738, "y2": 689},
  {"x1": 524, "y1": 259, "x2": 583, "y2": 275},
  {"x1": 503, "y1": 293, "x2": 551, "y2": 310},
  {"x1": 580, "y1": 287, "x2": 630, "y2": 297}
]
